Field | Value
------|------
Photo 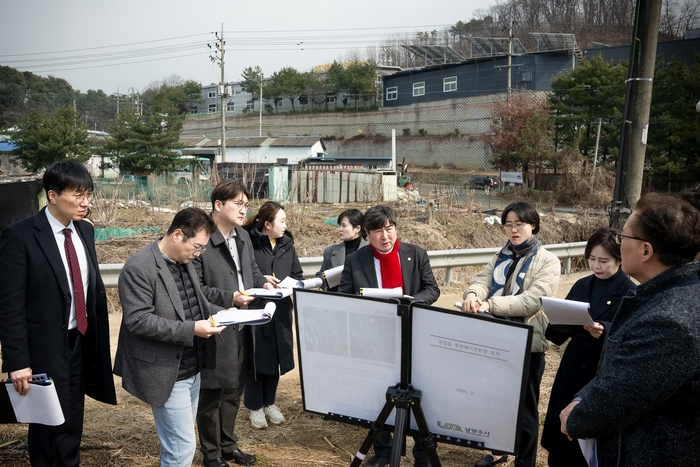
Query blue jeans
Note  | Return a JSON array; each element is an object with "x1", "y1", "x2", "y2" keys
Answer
[{"x1": 152, "y1": 374, "x2": 200, "y2": 467}]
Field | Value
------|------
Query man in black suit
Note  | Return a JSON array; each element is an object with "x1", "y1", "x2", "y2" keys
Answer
[
  {"x1": 339, "y1": 204, "x2": 440, "y2": 467},
  {"x1": 0, "y1": 160, "x2": 117, "y2": 466},
  {"x1": 193, "y1": 180, "x2": 271, "y2": 467}
]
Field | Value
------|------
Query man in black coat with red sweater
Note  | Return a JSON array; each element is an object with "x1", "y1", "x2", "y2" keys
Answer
[{"x1": 339, "y1": 204, "x2": 440, "y2": 467}]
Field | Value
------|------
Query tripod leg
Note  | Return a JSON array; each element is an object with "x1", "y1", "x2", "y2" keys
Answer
[
  {"x1": 390, "y1": 406, "x2": 409, "y2": 467},
  {"x1": 349, "y1": 397, "x2": 396, "y2": 467},
  {"x1": 411, "y1": 399, "x2": 442, "y2": 467}
]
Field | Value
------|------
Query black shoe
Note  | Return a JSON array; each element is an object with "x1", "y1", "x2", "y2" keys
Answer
[
  {"x1": 223, "y1": 449, "x2": 257, "y2": 466},
  {"x1": 475, "y1": 454, "x2": 508, "y2": 467},
  {"x1": 203, "y1": 457, "x2": 229, "y2": 467},
  {"x1": 364, "y1": 455, "x2": 390, "y2": 467}
]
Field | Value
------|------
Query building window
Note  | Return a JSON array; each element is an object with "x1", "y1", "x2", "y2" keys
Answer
[
  {"x1": 521, "y1": 71, "x2": 533, "y2": 82},
  {"x1": 246, "y1": 100, "x2": 254, "y2": 110},
  {"x1": 208, "y1": 91, "x2": 216, "y2": 98},
  {"x1": 277, "y1": 100, "x2": 284, "y2": 108},
  {"x1": 208, "y1": 104, "x2": 217, "y2": 113},
  {"x1": 326, "y1": 95, "x2": 336, "y2": 104},
  {"x1": 443, "y1": 76, "x2": 457, "y2": 92},
  {"x1": 226, "y1": 101, "x2": 235, "y2": 112},
  {"x1": 413, "y1": 82, "x2": 425, "y2": 97},
  {"x1": 386, "y1": 86, "x2": 398, "y2": 101}
]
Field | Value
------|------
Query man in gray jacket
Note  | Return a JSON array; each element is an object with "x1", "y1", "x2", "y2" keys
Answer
[
  {"x1": 194, "y1": 180, "x2": 272, "y2": 467},
  {"x1": 114, "y1": 207, "x2": 224, "y2": 467},
  {"x1": 560, "y1": 193, "x2": 700, "y2": 466}
]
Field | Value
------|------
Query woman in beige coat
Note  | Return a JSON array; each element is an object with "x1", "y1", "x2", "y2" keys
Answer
[{"x1": 461, "y1": 201, "x2": 560, "y2": 467}]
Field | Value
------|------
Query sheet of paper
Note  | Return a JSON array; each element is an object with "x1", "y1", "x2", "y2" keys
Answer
[
  {"x1": 541, "y1": 296, "x2": 593, "y2": 325},
  {"x1": 322, "y1": 265, "x2": 344, "y2": 289},
  {"x1": 242, "y1": 288, "x2": 293, "y2": 299},
  {"x1": 5, "y1": 380, "x2": 65, "y2": 425},
  {"x1": 578, "y1": 438, "x2": 598, "y2": 467},
  {"x1": 360, "y1": 287, "x2": 403, "y2": 299},
  {"x1": 277, "y1": 276, "x2": 323, "y2": 289},
  {"x1": 210, "y1": 302, "x2": 276, "y2": 326}
]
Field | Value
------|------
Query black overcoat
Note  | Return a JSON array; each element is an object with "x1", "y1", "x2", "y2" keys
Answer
[
  {"x1": 541, "y1": 270, "x2": 635, "y2": 466},
  {"x1": 245, "y1": 227, "x2": 303, "y2": 377},
  {"x1": 193, "y1": 226, "x2": 267, "y2": 389}
]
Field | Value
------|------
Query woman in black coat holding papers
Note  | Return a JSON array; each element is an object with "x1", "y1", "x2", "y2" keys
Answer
[
  {"x1": 243, "y1": 201, "x2": 304, "y2": 430},
  {"x1": 541, "y1": 227, "x2": 636, "y2": 467}
]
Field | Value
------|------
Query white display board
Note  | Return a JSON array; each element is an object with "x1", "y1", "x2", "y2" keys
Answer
[
  {"x1": 411, "y1": 305, "x2": 532, "y2": 453},
  {"x1": 294, "y1": 291, "x2": 532, "y2": 455},
  {"x1": 294, "y1": 290, "x2": 402, "y2": 425}
]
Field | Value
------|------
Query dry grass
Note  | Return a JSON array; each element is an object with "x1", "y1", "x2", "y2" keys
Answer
[{"x1": 0, "y1": 194, "x2": 600, "y2": 467}]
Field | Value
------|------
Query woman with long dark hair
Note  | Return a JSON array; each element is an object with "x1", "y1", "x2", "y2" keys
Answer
[
  {"x1": 461, "y1": 202, "x2": 561, "y2": 467},
  {"x1": 316, "y1": 208, "x2": 367, "y2": 290},
  {"x1": 541, "y1": 227, "x2": 635, "y2": 466},
  {"x1": 243, "y1": 201, "x2": 303, "y2": 429}
]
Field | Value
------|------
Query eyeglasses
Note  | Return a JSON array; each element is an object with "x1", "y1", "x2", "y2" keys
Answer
[
  {"x1": 613, "y1": 231, "x2": 650, "y2": 245},
  {"x1": 186, "y1": 236, "x2": 207, "y2": 255},
  {"x1": 230, "y1": 200, "x2": 250, "y2": 211},
  {"x1": 504, "y1": 222, "x2": 527, "y2": 230},
  {"x1": 61, "y1": 191, "x2": 93, "y2": 204}
]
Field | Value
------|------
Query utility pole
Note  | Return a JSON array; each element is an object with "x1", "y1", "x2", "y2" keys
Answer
[
  {"x1": 116, "y1": 85, "x2": 120, "y2": 115},
  {"x1": 494, "y1": 21, "x2": 516, "y2": 100},
  {"x1": 209, "y1": 24, "x2": 227, "y2": 185},
  {"x1": 611, "y1": 0, "x2": 663, "y2": 228},
  {"x1": 259, "y1": 73, "x2": 263, "y2": 137}
]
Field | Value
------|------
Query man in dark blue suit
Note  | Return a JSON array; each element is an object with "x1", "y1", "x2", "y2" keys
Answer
[
  {"x1": 339, "y1": 204, "x2": 440, "y2": 467},
  {"x1": 0, "y1": 161, "x2": 117, "y2": 466}
]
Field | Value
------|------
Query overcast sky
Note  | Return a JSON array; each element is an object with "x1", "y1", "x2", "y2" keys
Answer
[{"x1": 0, "y1": 0, "x2": 486, "y2": 94}]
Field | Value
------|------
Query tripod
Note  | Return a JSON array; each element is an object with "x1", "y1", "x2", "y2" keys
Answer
[{"x1": 349, "y1": 300, "x2": 441, "y2": 467}]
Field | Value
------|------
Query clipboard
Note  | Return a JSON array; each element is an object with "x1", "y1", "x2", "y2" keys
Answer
[
  {"x1": 209, "y1": 302, "x2": 277, "y2": 326},
  {"x1": 0, "y1": 374, "x2": 65, "y2": 426},
  {"x1": 241, "y1": 288, "x2": 293, "y2": 299}
]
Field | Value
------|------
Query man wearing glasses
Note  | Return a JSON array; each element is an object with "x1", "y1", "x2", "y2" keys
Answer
[
  {"x1": 560, "y1": 193, "x2": 700, "y2": 466},
  {"x1": 0, "y1": 160, "x2": 116, "y2": 466},
  {"x1": 114, "y1": 207, "x2": 225, "y2": 467},
  {"x1": 193, "y1": 180, "x2": 272, "y2": 467}
]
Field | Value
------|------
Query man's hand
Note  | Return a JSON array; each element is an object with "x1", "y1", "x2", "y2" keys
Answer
[
  {"x1": 584, "y1": 322, "x2": 604, "y2": 339},
  {"x1": 194, "y1": 320, "x2": 225, "y2": 338},
  {"x1": 9, "y1": 367, "x2": 32, "y2": 396},
  {"x1": 560, "y1": 399, "x2": 580, "y2": 441},
  {"x1": 262, "y1": 282, "x2": 275, "y2": 290},
  {"x1": 232, "y1": 291, "x2": 256, "y2": 308},
  {"x1": 264, "y1": 275, "x2": 280, "y2": 288},
  {"x1": 461, "y1": 292, "x2": 483, "y2": 314}
]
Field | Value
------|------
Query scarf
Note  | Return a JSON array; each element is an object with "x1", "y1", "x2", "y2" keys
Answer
[
  {"x1": 370, "y1": 239, "x2": 403, "y2": 292},
  {"x1": 488, "y1": 235, "x2": 541, "y2": 299}
]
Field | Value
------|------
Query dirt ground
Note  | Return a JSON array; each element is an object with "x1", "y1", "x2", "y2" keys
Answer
[{"x1": 0, "y1": 198, "x2": 600, "y2": 467}]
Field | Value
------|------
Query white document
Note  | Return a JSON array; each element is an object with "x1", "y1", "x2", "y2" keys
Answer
[
  {"x1": 578, "y1": 438, "x2": 598, "y2": 467},
  {"x1": 5, "y1": 380, "x2": 65, "y2": 426},
  {"x1": 277, "y1": 276, "x2": 323, "y2": 289},
  {"x1": 322, "y1": 265, "x2": 344, "y2": 289},
  {"x1": 541, "y1": 296, "x2": 593, "y2": 325},
  {"x1": 209, "y1": 302, "x2": 276, "y2": 326},
  {"x1": 242, "y1": 288, "x2": 293, "y2": 299},
  {"x1": 360, "y1": 287, "x2": 403, "y2": 299}
]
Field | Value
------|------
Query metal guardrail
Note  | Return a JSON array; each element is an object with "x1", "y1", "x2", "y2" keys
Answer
[{"x1": 100, "y1": 241, "x2": 586, "y2": 288}]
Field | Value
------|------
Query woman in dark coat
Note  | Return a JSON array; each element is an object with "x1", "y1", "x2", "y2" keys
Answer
[
  {"x1": 541, "y1": 227, "x2": 636, "y2": 466},
  {"x1": 316, "y1": 208, "x2": 367, "y2": 291},
  {"x1": 243, "y1": 201, "x2": 304, "y2": 429}
]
